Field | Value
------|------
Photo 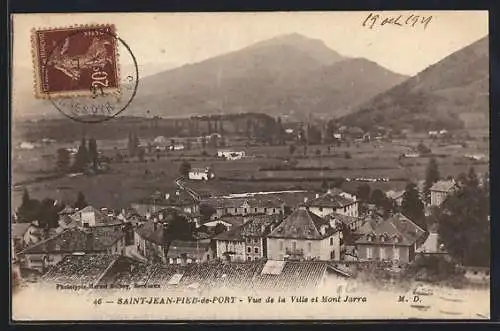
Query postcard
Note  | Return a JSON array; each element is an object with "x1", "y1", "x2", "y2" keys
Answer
[{"x1": 10, "y1": 11, "x2": 490, "y2": 321}]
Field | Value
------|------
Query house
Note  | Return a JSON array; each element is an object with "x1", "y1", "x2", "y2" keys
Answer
[
  {"x1": 166, "y1": 239, "x2": 213, "y2": 264},
  {"x1": 217, "y1": 150, "x2": 246, "y2": 160},
  {"x1": 204, "y1": 196, "x2": 285, "y2": 220},
  {"x1": 385, "y1": 190, "x2": 405, "y2": 206},
  {"x1": 131, "y1": 190, "x2": 199, "y2": 217},
  {"x1": 134, "y1": 210, "x2": 207, "y2": 264},
  {"x1": 355, "y1": 213, "x2": 427, "y2": 263},
  {"x1": 266, "y1": 206, "x2": 343, "y2": 262},
  {"x1": 324, "y1": 213, "x2": 364, "y2": 232},
  {"x1": 169, "y1": 144, "x2": 185, "y2": 151},
  {"x1": 416, "y1": 231, "x2": 445, "y2": 254},
  {"x1": 430, "y1": 180, "x2": 458, "y2": 206},
  {"x1": 200, "y1": 215, "x2": 245, "y2": 230},
  {"x1": 18, "y1": 224, "x2": 127, "y2": 273},
  {"x1": 12, "y1": 222, "x2": 43, "y2": 251},
  {"x1": 305, "y1": 188, "x2": 358, "y2": 218},
  {"x1": 213, "y1": 214, "x2": 284, "y2": 262},
  {"x1": 188, "y1": 167, "x2": 215, "y2": 181},
  {"x1": 68, "y1": 206, "x2": 121, "y2": 228}
]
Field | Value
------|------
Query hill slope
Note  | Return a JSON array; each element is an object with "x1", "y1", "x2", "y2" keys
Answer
[
  {"x1": 130, "y1": 34, "x2": 407, "y2": 120},
  {"x1": 340, "y1": 36, "x2": 489, "y2": 131}
]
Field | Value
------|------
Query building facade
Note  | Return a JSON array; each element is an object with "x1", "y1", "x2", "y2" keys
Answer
[
  {"x1": 306, "y1": 189, "x2": 359, "y2": 218},
  {"x1": 266, "y1": 206, "x2": 343, "y2": 261}
]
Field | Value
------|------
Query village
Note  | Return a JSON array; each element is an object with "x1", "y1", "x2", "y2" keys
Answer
[{"x1": 11, "y1": 121, "x2": 490, "y2": 302}]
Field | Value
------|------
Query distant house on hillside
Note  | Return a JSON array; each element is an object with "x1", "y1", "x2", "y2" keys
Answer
[
  {"x1": 213, "y1": 214, "x2": 284, "y2": 262},
  {"x1": 430, "y1": 180, "x2": 458, "y2": 206},
  {"x1": 217, "y1": 150, "x2": 246, "y2": 160},
  {"x1": 385, "y1": 190, "x2": 405, "y2": 206},
  {"x1": 188, "y1": 167, "x2": 215, "y2": 181},
  {"x1": 169, "y1": 144, "x2": 185, "y2": 151},
  {"x1": 66, "y1": 206, "x2": 121, "y2": 228},
  {"x1": 266, "y1": 206, "x2": 343, "y2": 262},
  {"x1": 305, "y1": 188, "x2": 358, "y2": 218},
  {"x1": 355, "y1": 213, "x2": 427, "y2": 263}
]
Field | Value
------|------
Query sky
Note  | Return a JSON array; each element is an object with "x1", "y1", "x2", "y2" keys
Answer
[{"x1": 12, "y1": 11, "x2": 488, "y2": 76}]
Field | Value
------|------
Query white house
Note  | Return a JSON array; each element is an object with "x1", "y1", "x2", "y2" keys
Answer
[
  {"x1": 217, "y1": 150, "x2": 246, "y2": 160},
  {"x1": 430, "y1": 180, "x2": 458, "y2": 206},
  {"x1": 305, "y1": 189, "x2": 358, "y2": 218},
  {"x1": 188, "y1": 167, "x2": 215, "y2": 181},
  {"x1": 266, "y1": 206, "x2": 343, "y2": 262}
]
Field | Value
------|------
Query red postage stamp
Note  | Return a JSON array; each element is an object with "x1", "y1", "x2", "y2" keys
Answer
[{"x1": 31, "y1": 24, "x2": 120, "y2": 98}]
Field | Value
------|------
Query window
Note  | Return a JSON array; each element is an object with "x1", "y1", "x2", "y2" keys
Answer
[
  {"x1": 319, "y1": 207, "x2": 323, "y2": 212},
  {"x1": 244, "y1": 208, "x2": 247, "y2": 214},
  {"x1": 292, "y1": 241, "x2": 297, "y2": 251},
  {"x1": 330, "y1": 237, "x2": 334, "y2": 246},
  {"x1": 273, "y1": 208, "x2": 276, "y2": 213},
  {"x1": 307, "y1": 242, "x2": 312, "y2": 253},
  {"x1": 366, "y1": 247, "x2": 373, "y2": 259},
  {"x1": 206, "y1": 254, "x2": 210, "y2": 261},
  {"x1": 247, "y1": 256, "x2": 252, "y2": 261},
  {"x1": 330, "y1": 250, "x2": 336, "y2": 260},
  {"x1": 254, "y1": 247, "x2": 259, "y2": 254},
  {"x1": 247, "y1": 247, "x2": 251, "y2": 253},
  {"x1": 254, "y1": 208, "x2": 257, "y2": 213},
  {"x1": 279, "y1": 240, "x2": 284, "y2": 251},
  {"x1": 234, "y1": 208, "x2": 238, "y2": 213},
  {"x1": 254, "y1": 238, "x2": 259, "y2": 244},
  {"x1": 264, "y1": 208, "x2": 267, "y2": 213}
]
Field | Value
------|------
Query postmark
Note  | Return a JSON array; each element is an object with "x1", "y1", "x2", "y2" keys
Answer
[{"x1": 31, "y1": 24, "x2": 139, "y2": 123}]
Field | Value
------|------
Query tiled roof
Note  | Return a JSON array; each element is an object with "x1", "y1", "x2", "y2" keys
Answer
[
  {"x1": 69, "y1": 206, "x2": 119, "y2": 227},
  {"x1": 268, "y1": 207, "x2": 336, "y2": 240},
  {"x1": 430, "y1": 180, "x2": 457, "y2": 192},
  {"x1": 42, "y1": 254, "x2": 124, "y2": 284},
  {"x1": 213, "y1": 214, "x2": 284, "y2": 241},
  {"x1": 355, "y1": 213, "x2": 426, "y2": 246},
  {"x1": 306, "y1": 190, "x2": 355, "y2": 208},
  {"x1": 166, "y1": 239, "x2": 211, "y2": 259},
  {"x1": 100, "y1": 259, "x2": 347, "y2": 291},
  {"x1": 325, "y1": 213, "x2": 360, "y2": 227},
  {"x1": 386, "y1": 190, "x2": 405, "y2": 200},
  {"x1": 20, "y1": 225, "x2": 125, "y2": 254},
  {"x1": 58, "y1": 205, "x2": 76, "y2": 215}
]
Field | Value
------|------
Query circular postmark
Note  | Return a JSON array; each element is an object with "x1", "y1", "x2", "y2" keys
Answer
[{"x1": 43, "y1": 27, "x2": 139, "y2": 123}]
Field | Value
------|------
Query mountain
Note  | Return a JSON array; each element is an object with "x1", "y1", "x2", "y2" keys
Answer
[
  {"x1": 129, "y1": 33, "x2": 407, "y2": 120},
  {"x1": 340, "y1": 36, "x2": 489, "y2": 131}
]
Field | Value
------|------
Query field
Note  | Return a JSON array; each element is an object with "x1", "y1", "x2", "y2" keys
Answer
[{"x1": 11, "y1": 133, "x2": 489, "y2": 211}]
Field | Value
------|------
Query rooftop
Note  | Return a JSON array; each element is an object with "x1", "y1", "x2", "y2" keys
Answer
[
  {"x1": 305, "y1": 190, "x2": 356, "y2": 209},
  {"x1": 203, "y1": 196, "x2": 284, "y2": 210},
  {"x1": 19, "y1": 224, "x2": 126, "y2": 255},
  {"x1": 430, "y1": 180, "x2": 457, "y2": 192},
  {"x1": 268, "y1": 207, "x2": 337, "y2": 240},
  {"x1": 135, "y1": 190, "x2": 197, "y2": 207},
  {"x1": 214, "y1": 214, "x2": 284, "y2": 241},
  {"x1": 355, "y1": 213, "x2": 426, "y2": 246}
]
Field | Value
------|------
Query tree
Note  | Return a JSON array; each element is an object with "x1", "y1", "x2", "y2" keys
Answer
[
  {"x1": 179, "y1": 160, "x2": 191, "y2": 177},
  {"x1": 401, "y1": 183, "x2": 427, "y2": 230},
  {"x1": 71, "y1": 137, "x2": 89, "y2": 172},
  {"x1": 88, "y1": 137, "x2": 98, "y2": 170},
  {"x1": 56, "y1": 148, "x2": 70, "y2": 173},
  {"x1": 356, "y1": 184, "x2": 371, "y2": 202},
  {"x1": 74, "y1": 191, "x2": 88, "y2": 210},
  {"x1": 37, "y1": 198, "x2": 60, "y2": 229},
  {"x1": 199, "y1": 204, "x2": 216, "y2": 220},
  {"x1": 137, "y1": 147, "x2": 145, "y2": 162},
  {"x1": 214, "y1": 223, "x2": 227, "y2": 235},
  {"x1": 16, "y1": 189, "x2": 40, "y2": 223},
  {"x1": 128, "y1": 132, "x2": 139, "y2": 157},
  {"x1": 437, "y1": 170, "x2": 489, "y2": 267},
  {"x1": 321, "y1": 178, "x2": 329, "y2": 190},
  {"x1": 417, "y1": 142, "x2": 431, "y2": 155},
  {"x1": 423, "y1": 157, "x2": 440, "y2": 204}
]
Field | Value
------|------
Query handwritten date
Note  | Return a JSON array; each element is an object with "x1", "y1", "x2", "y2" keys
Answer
[{"x1": 362, "y1": 13, "x2": 433, "y2": 30}]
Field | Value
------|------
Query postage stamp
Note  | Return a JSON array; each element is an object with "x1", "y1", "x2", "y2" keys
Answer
[{"x1": 31, "y1": 24, "x2": 120, "y2": 98}]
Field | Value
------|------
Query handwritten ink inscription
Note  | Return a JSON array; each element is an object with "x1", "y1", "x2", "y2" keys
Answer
[{"x1": 362, "y1": 13, "x2": 433, "y2": 30}]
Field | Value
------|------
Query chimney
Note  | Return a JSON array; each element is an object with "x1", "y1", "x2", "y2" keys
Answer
[{"x1": 315, "y1": 193, "x2": 320, "y2": 199}]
